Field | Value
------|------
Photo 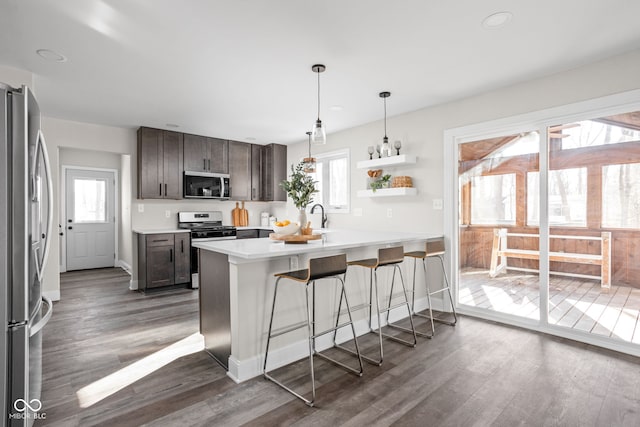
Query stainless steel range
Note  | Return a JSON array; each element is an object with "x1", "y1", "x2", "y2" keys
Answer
[{"x1": 178, "y1": 211, "x2": 236, "y2": 287}]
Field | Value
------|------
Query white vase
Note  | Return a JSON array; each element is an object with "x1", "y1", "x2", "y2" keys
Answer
[{"x1": 297, "y1": 209, "x2": 307, "y2": 234}]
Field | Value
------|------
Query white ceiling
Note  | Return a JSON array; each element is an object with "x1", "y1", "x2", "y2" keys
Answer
[{"x1": 2, "y1": 1, "x2": 640, "y2": 145}]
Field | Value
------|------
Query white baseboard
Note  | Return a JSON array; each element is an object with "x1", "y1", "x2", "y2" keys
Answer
[
  {"x1": 226, "y1": 294, "x2": 447, "y2": 383},
  {"x1": 43, "y1": 290, "x2": 60, "y2": 302},
  {"x1": 117, "y1": 260, "x2": 132, "y2": 275},
  {"x1": 129, "y1": 279, "x2": 138, "y2": 291}
]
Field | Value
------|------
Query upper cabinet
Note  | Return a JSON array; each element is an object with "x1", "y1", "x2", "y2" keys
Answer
[
  {"x1": 228, "y1": 140, "x2": 252, "y2": 200},
  {"x1": 137, "y1": 127, "x2": 183, "y2": 199},
  {"x1": 138, "y1": 127, "x2": 286, "y2": 201},
  {"x1": 183, "y1": 134, "x2": 229, "y2": 174},
  {"x1": 260, "y1": 143, "x2": 287, "y2": 202}
]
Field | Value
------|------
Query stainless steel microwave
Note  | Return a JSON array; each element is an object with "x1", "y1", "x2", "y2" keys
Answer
[{"x1": 184, "y1": 171, "x2": 230, "y2": 199}]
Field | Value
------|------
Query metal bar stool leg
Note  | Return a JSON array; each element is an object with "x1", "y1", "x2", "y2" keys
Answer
[
  {"x1": 383, "y1": 264, "x2": 419, "y2": 344},
  {"x1": 305, "y1": 282, "x2": 316, "y2": 406},
  {"x1": 435, "y1": 254, "x2": 457, "y2": 326},
  {"x1": 412, "y1": 257, "x2": 436, "y2": 335},
  {"x1": 263, "y1": 277, "x2": 281, "y2": 376}
]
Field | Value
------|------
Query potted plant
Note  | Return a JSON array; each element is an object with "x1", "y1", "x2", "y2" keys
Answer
[{"x1": 279, "y1": 161, "x2": 318, "y2": 232}]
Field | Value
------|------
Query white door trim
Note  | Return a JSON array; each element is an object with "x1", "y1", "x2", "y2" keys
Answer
[{"x1": 60, "y1": 165, "x2": 119, "y2": 273}]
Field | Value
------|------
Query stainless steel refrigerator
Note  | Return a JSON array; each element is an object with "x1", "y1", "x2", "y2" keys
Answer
[{"x1": 1, "y1": 83, "x2": 53, "y2": 426}]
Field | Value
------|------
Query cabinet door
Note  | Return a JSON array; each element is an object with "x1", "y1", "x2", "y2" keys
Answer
[
  {"x1": 208, "y1": 138, "x2": 229, "y2": 174},
  {"x1": 228, "y1": 141, "x2": 251, "y2": 200},
  {"x1": 174, "y1": 234, "x2": 191, "y2": 284},
  {"x1": 271, "y1": 144, "x2": 287, "y2": 202},
  {"x1": 138, "y1": 127, "x2": 163, "y2": 199},
  {"x1": 162, "y1": 131, "x2": 183, "y2": 199},
  {"x1": 183, "y1": 134, "x2": 209, "y2": 172},
  {"x1": 251, "y1": 144, "x2": 262, "y2": 201},
  {"x1": 146, "y1": 245, "x2": 175, "y2": 288},
  {"x1": 236, "y1": 229, "x2": 258, "y2": 239}
]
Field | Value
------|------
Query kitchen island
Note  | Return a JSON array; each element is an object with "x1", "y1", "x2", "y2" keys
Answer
[{"x1": 192, "y1": 229, "x2": 443, "y2": 383}]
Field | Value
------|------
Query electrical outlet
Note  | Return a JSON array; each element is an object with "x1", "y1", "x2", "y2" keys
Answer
[
  {"x1": 165, "y1": 210, "x2": 171, "y2": 218},
  {"x1": 353, "y1": 208, "x2": 363, "y2": 217},
  {"x1": 290, "y1": 256, "x2": 299, "y2": 270},
  {"x1": 138, "y1": 204, "x2": 144, "y2": 213},
  {"x1": 387, "y1": 208, "x2": 393, "y2": 218},
  {"x1": 433, "y1": 199, "x2": 443, "y2": 210}
]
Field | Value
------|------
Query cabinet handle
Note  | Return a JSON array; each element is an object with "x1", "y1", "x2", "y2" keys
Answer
[
  {"x1": 159, "y1": 183, "x2": 162, "y2": 196},
  {"x1": 170, "y1": 248, "x2": 173, "y2": 262},
  {"x1": 164, "y1": 183, "x2": 167, "y2": 196},
  {"x1": 181, "y1": 239, "x2": 184, "y2": 253},
  {"x1": 152, "y1": 239, "x2": 169, "y2": 243},
  {"x1": 208, "y1": 159, "x2": 211, "y2": 170},
  {"x1": 204, "y1": 159, "x2": 206, "y2": 170}
]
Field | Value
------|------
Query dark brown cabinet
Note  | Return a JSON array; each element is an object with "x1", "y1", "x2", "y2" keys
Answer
[
  {"x1": 184, "y1": 134, "x2": 228, "y2": 173},
  {"x1": 137, "y1": 127, "x2": 183, "y2": 199},
  {"x1": 137, "y1": 232, "x2": 191, "y2": 291},
  {"x1": 261, "y1": 143, "x2": 287, "y2": 202},
  {"x1": 228, "y1": 140, "x2": 252, "y2": 200},
  {"x1": 174, "y1": 233, "x2": 191, "y2": 284}
]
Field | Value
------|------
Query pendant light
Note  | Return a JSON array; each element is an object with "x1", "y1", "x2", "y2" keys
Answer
[
  {"x1": 303, "y1": 131, "x2": 317, "y2": 173},
  {"x1": 379, "y1": 91, "x2": 391, "y2": 157},
  {"x1": 311, "y1": 64, "x2": 327, "y2": 145}
]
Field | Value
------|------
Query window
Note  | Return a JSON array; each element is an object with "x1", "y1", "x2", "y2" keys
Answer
[
  {"x1": 602, "y1": 163, "x2": 640, "y2": 228},
  {"x1": 561, "y1": 120, "x2": 640, "y2": 149},
  {"x1": 527, "y1": 168, "x2": 587, "y2": 226},
  {"x1": 306, "y1": 149, "x2": 350, "y2": 213},
  {"x1": 470, "y1": 174, "x2": 515, "y2": 225},
  {"x1": 74, "y1": 178, "x2": 107, "y2": 223}
]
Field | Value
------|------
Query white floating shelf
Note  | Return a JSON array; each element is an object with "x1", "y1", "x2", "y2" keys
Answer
[
  {"x1": 357, "y1": 187, "x2": 418, "y2": 198},
  {"x1": 356, "y1": 154, "x2": 417, "y2": 169}
]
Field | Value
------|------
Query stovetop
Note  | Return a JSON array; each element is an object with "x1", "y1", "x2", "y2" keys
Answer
[
  {"x1": 178, "y1": 211, "x2": 235, "y2": 232},
  {"x1": 179, "y1": 223, "x2": 235, "y2": 231}
]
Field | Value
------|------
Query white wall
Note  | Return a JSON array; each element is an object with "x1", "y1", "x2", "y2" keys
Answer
[
  {"x1": 3, "y1": 48, "x2": 640, "y2": 299},
  {"x1": 0, "y1": 65, "x2": 34, "y2": 91},
  {"x1": 278, "y1": 49, "x2": 640, "y2": 235}
]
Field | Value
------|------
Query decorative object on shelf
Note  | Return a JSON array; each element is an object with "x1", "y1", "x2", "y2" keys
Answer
[
  {"x1": 391, "y1": 176, "x2": 413, "y2": 188},
  {"x1": 379, "y1": 91, "x2": 393, "y2": 157},
  {"x1": 311, "y1": 64, "x2": 327, "y2": 145},
  {"x1": 280, "y1": 161, "x2": 318, "y2": 234},
  {"x1": 302, "y1": 131, "x2": 316, "y2": 173},
  {"x1": 369, "y1": 174, "x2": 392, "y2": 192},
  {"x1": 367, "y1": 169, "x2": 383, "y2": 178},
  {"x1": 394, "y1": 140, "x2": 402, "y2": 155},
  {"x1": 367, "y1": 145, "x2": 374, "y2": 160},
  {"x1": 375, "y1": 144, "x2": 381, "y2": 158}
]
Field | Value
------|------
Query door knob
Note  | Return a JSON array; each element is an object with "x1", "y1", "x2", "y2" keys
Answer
[{"x1": 68, "y1": 226, "x2": 73, "y2": 230}]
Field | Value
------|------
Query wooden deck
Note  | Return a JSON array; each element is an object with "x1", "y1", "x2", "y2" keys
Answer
[{"x1": 459, "y1": 268, "x2": 640, "y2": 344}]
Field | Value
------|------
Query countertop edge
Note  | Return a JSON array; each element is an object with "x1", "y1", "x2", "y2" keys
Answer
[{"x1": 133, "y1": 229, "x2": 191, "y2": 234}]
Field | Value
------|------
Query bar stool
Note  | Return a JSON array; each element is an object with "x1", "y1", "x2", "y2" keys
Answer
[
  {"x1": 405, "y1": 237, "x2": 457, "y2": 337},
  {"x1": 338, "y1": 246, "x2": 417, "y2": 366},
  {"x1": 263, "y1": 253, "x2": 363, "y2": 407}
]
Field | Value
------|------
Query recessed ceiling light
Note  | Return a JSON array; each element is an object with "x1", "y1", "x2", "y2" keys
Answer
[
  {"x1": 166, "y1": 123, "x2": 179, "y2": 128},
  {"x1": 329, "y1": 105, "x2": 343, "y2": 111},
  {"x1": 482, "y1": 11, "x2": 513, "y2": 29},
  {"x1": 36, "y1": 49, "x2": 67, "y2": 62}
]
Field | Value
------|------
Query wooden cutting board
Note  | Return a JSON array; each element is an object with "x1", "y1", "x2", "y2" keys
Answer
[
  {"x1": 269, "y1": 233, "x2": 322, "y2": 244},
  {"x1": 240, "y1": 201, "x2": 249, "y2": 226},
  {"x1": 232, "y1": 202, "x2": 241, "y2": 226}
]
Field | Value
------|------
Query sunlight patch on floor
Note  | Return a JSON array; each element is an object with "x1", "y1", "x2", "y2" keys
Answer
[{"x1": 76, "y1": 332, "x2": 204, "y2": 408}]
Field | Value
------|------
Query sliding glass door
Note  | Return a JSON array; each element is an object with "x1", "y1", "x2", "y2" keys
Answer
[
  {"x1": 454, "y1": 106, "x2": 640, "y2": 350},
  {"x1": 457, "y1": 130, "x2": 541, "y2": 321}
]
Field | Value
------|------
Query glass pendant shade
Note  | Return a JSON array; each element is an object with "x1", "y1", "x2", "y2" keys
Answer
[{"x1": 311, "y1": 119, "x2": 326, "y2": 145}]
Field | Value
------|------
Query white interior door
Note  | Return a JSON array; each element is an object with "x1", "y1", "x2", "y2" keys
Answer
[{"x1": 65, "y1": 169, "x2": 115, "y2": 271}]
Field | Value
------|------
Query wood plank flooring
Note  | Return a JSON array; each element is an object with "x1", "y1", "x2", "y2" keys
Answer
[
  {"x1": 460, "y1": 268, "x2": 640, "y2": 343},
  {"x1": 39, "y1": 268, "x2": 640, "y2": 426}
]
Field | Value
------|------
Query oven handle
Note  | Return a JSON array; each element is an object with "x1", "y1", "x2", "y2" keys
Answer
[{"x1": 191, "y1": 236, "x2": 237, "y2": 242}]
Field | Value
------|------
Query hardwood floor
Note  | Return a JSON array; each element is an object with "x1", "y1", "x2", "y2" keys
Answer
[{"x1": 40, "y1": 268, "x2": 640, "y2": 426}]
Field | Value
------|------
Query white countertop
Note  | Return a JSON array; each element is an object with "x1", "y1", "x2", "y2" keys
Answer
[
  {"x1": 133, "y1": 228, "x2": 190, "y2": 234},
  {"x1": 192, "y1": 229, "x2": 440, "y2": 260}
]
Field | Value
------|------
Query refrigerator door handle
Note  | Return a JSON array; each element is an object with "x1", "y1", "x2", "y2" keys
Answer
[
  {"x1": 29, "y1": 296, "x2": 53, "y2": 337},
  {"x1": 38, "y1": 129, "x2": 54, "y2": 276}
]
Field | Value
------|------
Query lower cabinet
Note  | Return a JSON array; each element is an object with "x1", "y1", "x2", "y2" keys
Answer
[
  {"x1": 137, "y1": 232, "x2": 191, "y2": 290},
  {"x1": 236, "y1": 229, "x2": 272, "y2": 239}
]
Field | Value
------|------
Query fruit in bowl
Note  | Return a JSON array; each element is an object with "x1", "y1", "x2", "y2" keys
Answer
[{"x1": 273, "y1": 220, "x2": 299, "y2": 235}]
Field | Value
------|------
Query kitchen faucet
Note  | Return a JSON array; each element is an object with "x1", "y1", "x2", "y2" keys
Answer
[{"x1": 310, "y1": 204, "x2": 327, "y2": 228}]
